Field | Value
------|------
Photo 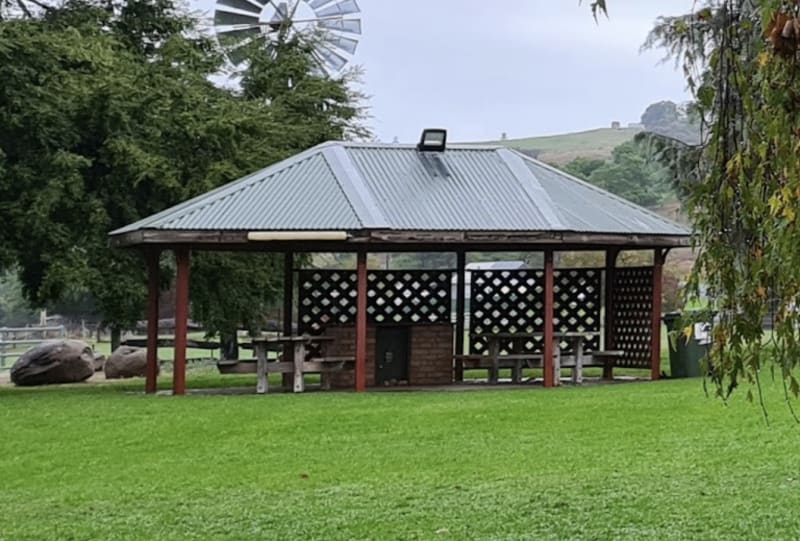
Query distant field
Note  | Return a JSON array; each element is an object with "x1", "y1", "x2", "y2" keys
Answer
[{"x1": 489, "y1": 127, "x2": 641, "y2": 165}]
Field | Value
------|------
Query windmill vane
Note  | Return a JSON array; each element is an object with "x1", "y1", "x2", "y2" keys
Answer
[{"x1": 213, "y1": 0, "x2": 362, "y2": 74}]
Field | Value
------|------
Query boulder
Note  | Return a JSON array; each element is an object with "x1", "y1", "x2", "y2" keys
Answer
[
  {"x1": 104, "y1": 346, "x2": 156, "y2": 379},
  {"x1": 10, "y1": 340, "x2": 95, "y2": 386}
]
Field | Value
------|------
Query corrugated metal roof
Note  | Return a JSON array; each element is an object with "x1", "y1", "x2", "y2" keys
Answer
[
  {"x1": 113, "y1": 149, "x2": 362, "y2": 233},
  {"x1": 524, "y1": 159, "x2": 687, "y2": 235},
  {"x1": 346, "y1": 145, "x2": 556, "y2": 231},
  {"x1": 111, "y1": 141, "x2": 690, "y2": 237}
]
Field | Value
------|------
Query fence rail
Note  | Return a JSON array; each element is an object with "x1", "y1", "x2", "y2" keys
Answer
[{"x1": 0, "y1": 325, "x2": 67, "y2": 368}]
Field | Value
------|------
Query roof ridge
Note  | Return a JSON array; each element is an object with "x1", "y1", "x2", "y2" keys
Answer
[
  {"x1": 338, "y1": 141, "x2": 504, "y2": 151},
  {"x1": 496, "y1": 148, "x2": 566, "y2": 230},
  {"x1": 322, "y1": 145, "x2": 389, "y2": 229},
  {"x1": 510, "y1": 149, "x2": 690, "y2": 233}
]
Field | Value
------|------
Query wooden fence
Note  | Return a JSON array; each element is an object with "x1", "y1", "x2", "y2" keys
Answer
[{"x1": 0, "y1": 325, "x2": 67, "y2": 368}]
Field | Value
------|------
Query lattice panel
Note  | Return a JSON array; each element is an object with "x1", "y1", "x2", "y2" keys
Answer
[
  {"x1": 367, "y1": 271, "x2": 452, "y2": 324},
  {"x1": 555, "y1": 269, "x2": 602, "y2": 352},
  {"x1": 298, "y1": 270, "x2": 453, "y2": 335},
  {"x1": 469, "y1": 270, "x2": 545, "y2": 354},
  {"x1": 298, "y1": 270, "x2": 358, "y2": 334},
  {"x1": 469, "y1": 269, "x2": 602, "y2": 355},
  {"x1": 612, "y1": 267, "x2": 654, "y2": 369}
]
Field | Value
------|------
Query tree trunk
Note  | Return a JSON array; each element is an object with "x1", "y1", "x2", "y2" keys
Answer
[
  {"x1": 110, "y1": 327, "x2": 121, "y2": 352},
  {"x1": 221, "y1": 332, "x2": 239, "y2": 361}
]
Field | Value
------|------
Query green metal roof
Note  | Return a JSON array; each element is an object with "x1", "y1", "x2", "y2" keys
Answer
[{"x1": 111, "y1": 141, "x2": 690, "y2": 238}]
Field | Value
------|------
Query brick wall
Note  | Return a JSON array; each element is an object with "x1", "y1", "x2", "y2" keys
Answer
[
  {"x1": 408, "y1": 325, "x2": 455, "y2": 386},
  {"x1": 324, "y1": 324, "x2": 454, "y2": 388}
]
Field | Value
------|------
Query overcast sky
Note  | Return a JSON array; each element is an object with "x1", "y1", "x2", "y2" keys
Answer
[{"x1": 196, "y1": 0, "x2": 697, "y2": 143}]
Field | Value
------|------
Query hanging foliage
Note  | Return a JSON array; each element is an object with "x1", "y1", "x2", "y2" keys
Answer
[{"x1": 633, "y1": 0, "x2": 800, "y2": 416}]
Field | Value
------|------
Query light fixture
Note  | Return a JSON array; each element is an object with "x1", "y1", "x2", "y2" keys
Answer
[
  {"x1": 247, "y1": 231, "x2": 349, "y2": 242},
  {"x1": 417, "y1": 129, "x2": 448, "y2": 152}
]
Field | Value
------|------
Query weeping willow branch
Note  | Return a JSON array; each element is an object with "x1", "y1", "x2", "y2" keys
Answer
[{"x1": 639, "y1": 0, "x2": 800, "y2": 413}]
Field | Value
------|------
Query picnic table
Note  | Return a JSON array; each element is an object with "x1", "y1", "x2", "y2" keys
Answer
[
  {"x1": 466, "y1": 331, "x2": 613, "y2": 385},
  {"x1": 459, "y1": 332, "x2": 546, "y2": 384},
  {"x1": 552, "y1": 331, "x2": 599, "y2": 385},
  {"x1": 251, "y1": 335, "x2": 354, "y2": 394}
]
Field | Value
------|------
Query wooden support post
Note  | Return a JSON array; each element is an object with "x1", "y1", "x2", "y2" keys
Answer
[
  {"x1": 603, "y1": 249, "x2": 619, "y2": 381},
  {"x1": 173, "y1": 248, "x2": 190, "y2": 396},
  {"x1": 283, "y1": 252, "x2": 294, "y2": 336},
  {"x1": 651, "y1": 249, "x2": 666, "y2": 381},
  {"x1": 455, "y1": 250, "x2": 466, "y2": 382},
  {"x1": 0, "y1": 331, "x2": 7, "y2": 369},
  {"x1": 293, "y1": 341, "x2": 306, "y2": 393},
  {"x1": 355, "y1": 251, "x2": 368, "y2": 392},
  {"x1": 145, "y1": 250, "x2": 160, "y2": 395},
  {"x1": 282, "y1": 252, "x2": 295, "y2": 390},
  {"x1": 256, "y1": 343, "x2": 268, "y2": 395},
  {"x1": 543, "y1": 250, "x2": 556, "y2": 388}
]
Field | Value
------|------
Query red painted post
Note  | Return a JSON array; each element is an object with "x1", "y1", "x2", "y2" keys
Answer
[
  {"x1": 603, "y1": 249, "x2": 619, "y2": 380},
  {"x1": 173, "y1": 248, "x2": 190, "y2": 396},
  {"x1": 543, "y1": 250, "x2": 555, "y2": 388},
  {"x1": 145, "y1": 250, "x2": 160, "y2": 395},
  {"x1": 651, "y1": 249, "x2": 665, "y2": 381},
  {"x1": 355, "y1": 251, "x2": 368, "y2": 392}
]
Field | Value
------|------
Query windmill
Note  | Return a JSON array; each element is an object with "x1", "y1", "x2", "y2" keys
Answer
[{"x1": 213, "y1": 0, "x2": 362, "y2": 74}]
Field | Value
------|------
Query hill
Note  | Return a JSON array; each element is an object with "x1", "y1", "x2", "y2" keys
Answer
[{"x1": 490, "y1": 127, "x2": 641, "y2": 165}]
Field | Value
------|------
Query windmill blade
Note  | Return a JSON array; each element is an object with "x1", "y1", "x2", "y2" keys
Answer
[
  {"x1": 315, "y1": 43, "x2": 348, "y2": 72},
  {"x1": 319, "y1": 18, "x2": 361, "y2": 35},
  {"x1": 216, "y1": 25, "x2": 263, "y2": 37},
  {"x1": 308, "y1": 0, "x2": 335, "y2": 8},
  {"x1": 216, "y1": 25, "x2": 262, "y2": 48},
  {"x1": 323, "y1": 34, "x2": 359, "y2": 55},
  {"x1": 217, "y1": 0, "x2": 265, "y2": 15},
  {"x1": 316, "y1": 0, "x2": 360, "y2": 18},
  {"x1": 215, "y1": 9, "x2": 261, "y2": 27}
]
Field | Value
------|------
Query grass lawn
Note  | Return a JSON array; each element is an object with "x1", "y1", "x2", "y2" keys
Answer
[{"x1": 1, "y1": 375, "x2": 800, "y2": 541}]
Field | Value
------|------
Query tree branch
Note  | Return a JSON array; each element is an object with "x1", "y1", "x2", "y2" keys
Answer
[{"x1": 15, "y1": 0, "x2": 31, "y2": 18}]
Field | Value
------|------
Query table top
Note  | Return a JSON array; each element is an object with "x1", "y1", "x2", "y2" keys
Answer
[
  {"x1": 555, "y1": 332, "x2": 600, "y2": 339},
  {"x1": 252, "y1": 335, "x2": 336, "y2": 344},
  {"x1": 472, "y1": 331, "x2": 600, "y2": 340}
]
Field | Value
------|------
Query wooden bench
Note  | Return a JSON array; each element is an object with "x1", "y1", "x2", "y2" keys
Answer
[
  {"x1": 590, "y1": 350, "x2": 626, "y2": 381},
  {"x1": 305, "y1": 357, "x2": 355, "y2": 390},
  {"x1": 557, "y1": 350, "x2": 626, "y2": 384},
  {"x1": 219, "y1": 357, "x2": 353, "y2": 391},
  {"x1": 457, "y1": 349, "x2": 626, "y2": 385},
  {"x1": 454, "y1": 354, "x2": 544, "y2": 384}
]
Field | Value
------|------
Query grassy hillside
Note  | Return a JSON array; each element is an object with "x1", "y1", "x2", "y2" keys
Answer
[{"x1": 491, "y1": 127, "x2": 641, "y2": 165}]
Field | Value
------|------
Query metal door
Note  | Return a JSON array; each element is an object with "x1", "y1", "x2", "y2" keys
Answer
[{"x1": 376, "y1": 327, "x2": 409, "y2": 385}]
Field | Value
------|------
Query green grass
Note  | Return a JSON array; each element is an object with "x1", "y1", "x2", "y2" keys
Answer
[
  {"x1": 1, "y1": 375, "x2": 799, "y2": 540},
  {"x1": 489, "y1": 127, "x2": 641, "y2": 165}
]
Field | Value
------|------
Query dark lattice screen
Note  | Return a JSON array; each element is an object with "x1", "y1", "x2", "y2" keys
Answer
[
  {"x1": 298, "y1": 270, "x2": 453, "y2": 334},
  {"x1": 468, "y1": 269, "x2": 602, "y2": 354},
  {"x1": 611, "y1": 267, "x2": 654, "y2": 368},
  {"x1": 555, "y1": 269, "x2": 602, "y2": 352},
  {"x1": 367, "y1": 270, "x2": 452, "y2": 324},
  {"x1": 469, "y1": 270, "x2": 544, "y2": 354},
  {"x1": 298, "y1": 270, "x2": 358, "y2": 334}
]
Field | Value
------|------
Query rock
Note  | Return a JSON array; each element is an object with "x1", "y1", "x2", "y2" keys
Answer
[
  {"x1": 92, "y1": 353, "x2": 106, "y2": 372},
  {"x1": 104, "y1": 346, "x2": 156, "y2": 379},
  {"x1": 10, "y1": 340, "x2": 95, "y2": 386}
]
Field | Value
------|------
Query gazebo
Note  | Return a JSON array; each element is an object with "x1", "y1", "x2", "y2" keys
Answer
[{"x1": 109, "y1": 131, "x2": 690, "y2": 395}]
